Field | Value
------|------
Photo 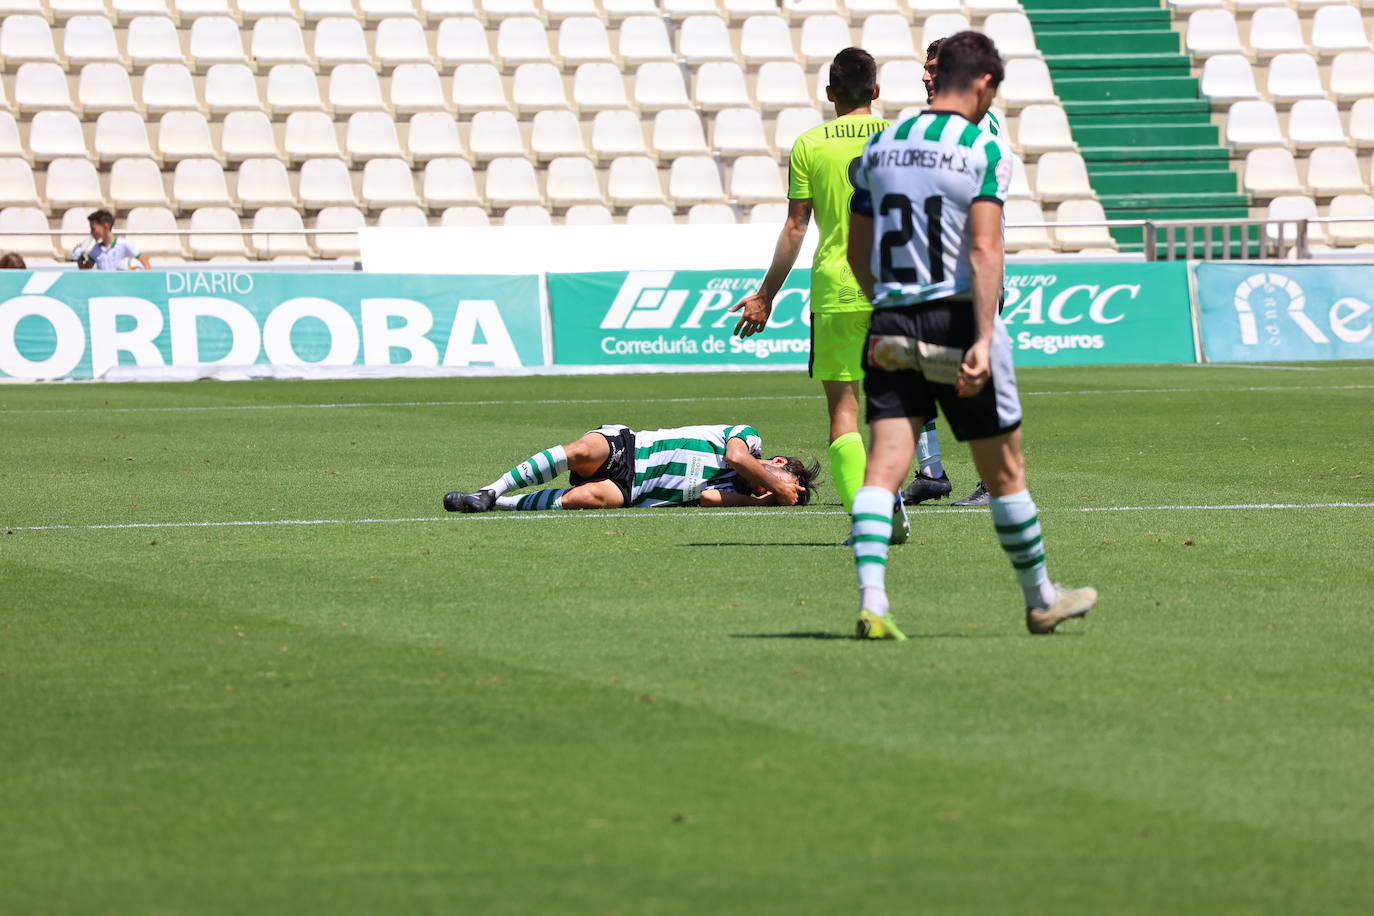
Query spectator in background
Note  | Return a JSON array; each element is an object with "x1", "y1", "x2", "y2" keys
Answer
[
  {"x1": 0, "y1": 252, "x2": 26, "y2": 269},
  {"x1": 71, "y1": 210, "x2": 149, "y2": 271}
]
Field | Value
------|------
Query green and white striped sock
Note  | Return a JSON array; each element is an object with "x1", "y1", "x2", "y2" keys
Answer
[
  {"x1": 488, "y1": 446, "x2": 568, "y2": 497},
  {"x1": 850, "y1": 486, "x2": 893, "y2": 616},
  {"x1": 990, "y1": 490, "x2": 1056, "y2": 608},
  {"x1": 496, "y1": 488, "x2": 568, "y2": 511}
]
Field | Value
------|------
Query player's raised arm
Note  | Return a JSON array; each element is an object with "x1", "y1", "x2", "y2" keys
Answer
[
  {"x1": 724, "y1": 437, "x2": 804, "y2": 506},
  {"x1": 731, "y1": 200, "x2": 813, "y2": 339}
]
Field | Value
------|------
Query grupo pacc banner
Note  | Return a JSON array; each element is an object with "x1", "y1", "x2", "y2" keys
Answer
[
  {"x1": 1000, "y1": 262, "x2": 1194, "y2": 366},
  {"x1": 0, "y1": 270, "x2": 543, "y2": 381},
  {"x1": 548, "y1": 263, "x2": 1195, "y2": 369},
  {"x1": 1196, "y1": 263, "x2": 1374, "y2": 362},
  {"x1": 548, "y1": 269, "x2": 815, "y2": 366}
]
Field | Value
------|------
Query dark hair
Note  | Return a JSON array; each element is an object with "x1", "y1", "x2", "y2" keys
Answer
[
  {"x1": 925, "y1": 37, "x2": 945, "y2": 60},
  {"x1": 0, "y1": 251, "x2": 26, "y2": 269},
  {"x1": 933, "y1": 31, "x2": 1004, "y2": 93},
  {"x1": 777, "y1": 457, "x2": 820, "y2": 507},
  {"x1": 87, "y1": 209, "x2": 115, "y2": 227},
  {"x1": 828, "y1": 47, "x2": 877, "y2": 108}
]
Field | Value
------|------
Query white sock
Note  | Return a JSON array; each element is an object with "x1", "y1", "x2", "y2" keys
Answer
[
  {"x1": 917, "y1": 421, "x2": 944, "y2": 478},
  {"x1": 851, "y1": 486, "x2": 894, "y2": 615},
  {"x1": 989, "y1": 489, "x2": 1056, "y2": 608},
  {"x1": 487, "y1": 446, "x2": 568, "y2": 497}
]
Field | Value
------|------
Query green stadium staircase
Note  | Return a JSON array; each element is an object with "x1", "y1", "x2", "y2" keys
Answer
[{"x1": 1020, "y1": 0, "x2": 1249, "y2": 253}]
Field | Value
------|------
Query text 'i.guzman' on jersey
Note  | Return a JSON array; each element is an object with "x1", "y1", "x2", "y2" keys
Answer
[
  {"x1": 630, "y1": 424, "x2": 762, "y2": 507},
  {"x1": 850, "y1": 111, "x2": 1011, "y2": 308},
  {"x1": 787, "y1": 113, "x2": 889, "y2": 314}
]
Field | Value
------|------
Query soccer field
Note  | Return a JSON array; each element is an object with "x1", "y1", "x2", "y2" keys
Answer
[{"x1": 2, "y1": 363, "x2": 1372, "y2": 914}]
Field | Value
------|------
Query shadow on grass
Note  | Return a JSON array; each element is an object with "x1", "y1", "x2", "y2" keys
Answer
[
  {"x1": 731, "y1": 630, "x2": 1051, "y2": 641},
  {"x1": 731, "y1": 631, "x2": 855, "y2": 641}
]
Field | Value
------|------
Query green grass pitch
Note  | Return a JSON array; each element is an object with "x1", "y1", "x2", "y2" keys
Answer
[{"x1": 2, "y1": 363, "x2": 1372, "y2": 914}]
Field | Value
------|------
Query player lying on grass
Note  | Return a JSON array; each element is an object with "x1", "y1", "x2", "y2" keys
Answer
[{"x1": 443, "y1": 424, "x2": 818, "y2": 512}]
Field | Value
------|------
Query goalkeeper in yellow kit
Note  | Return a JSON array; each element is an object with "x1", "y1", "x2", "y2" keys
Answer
[{"x1": 730, "y1": 47, "x2": 942, "y2": 530}]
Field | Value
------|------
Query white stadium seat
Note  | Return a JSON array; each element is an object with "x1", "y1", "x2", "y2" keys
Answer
[
  {"x1": 330, "y1": 65, "x2": 388, "y2": 113},
  {"x1": 713, "y1": 108, "x2": 771, "y2": 156},
  {"x1": 299, "y1": 157, "x2": 358, "y2": 207},
  {"x1": 799, "y1": 16, "x2": 852, "y2": 64},
  {"x1": 158, "y1": 111, "x2": 220, "y2": 162},
  {"x1": 406, "y1": 112, "x2": 465, "y2": 162},
  {"x1": 1226, "y1": 100, "x2": 1286, "y2": 148},
  {"x1": 78, "y1": 64, "x2": 141, "y2": 114},
  {"x1": 1017, "y1": 104, "x2": 1076, "y2": 152},
  {"x1": 1053, "y1": 199, "x2": 1117, "y2": 251},
  {"x1": 860, "y1": 15, "x2": 918, "y2": 61},
  {"x1": 314, "y1": 17, "x2": 374, "y2": 66},
  {"x1": 982, "y1": 13, "x2": 1040, "y2": 59},
  {"x1": 284, "y1": 111, "x2": 344, "y2": 161},
  {"x1": 748, "y1": 202, "x2": 787, "y2": 224},
  {"x1": 502, "y1": 206, "x2": 553, "y2": 226},
  {"x1": 618, "y1": 17, "x2": 674, "y2": 63},
  {"x1": 844, "y1": 0, "x2": 901, "y2": 14},
  {"x1": 559, "y1": 17, "x2": 615, "y2": 64},
  {"x1": 921, "y1": 13, "x2": 972, "y2": 51},
  {"x1": 679, "y1": 17, "x2": 738, "y2": 63},
  {"x1": 188, "y1": 207, "x2": 249, "y2": 260},
  {"x1": 64, "y1": 16, "x2": 125, "y2": 65},
  {"x1": 126, "y1": 206, "x2": 187, "y2": 259},
  {"x1": 204, "y1": 64, "x2": 264, "y2": 113},
  {"x1": 436, "y1": 17, "x2": 494, "y2": 66},
  {"x1": 468, "y1": 110, "x2": 529, "y2": 160},
  {"x1": 669, "y1": 156, "x2": 727, "y2": 205},
  {"x1": 653, "y1": 109, "x2": 710, "y2": 158},
  {"x1": 544, "y1": 0, "x2": 600, "y2": 20},
  {"x1": 114, "y1": 0, "x2": 174, "y2": 19},
  {"x1": 422, "y1": 158, "x2": 484, "y2": 208},
  {"x1": 755, "y1": 62, "x2": 813, "y2": 110},
  {"x1": 602, "y1": 0, "x2": 658, "y2": 20},
  {"x1": 251, "y1": 207, "x2": 314, "y2": 258},
  {"x1": 1311, "y1": 6, "x2": 1372, "y2": 55},
  {"x1": 236, "y1": 157, "x2": 298, "y2": 208},
  {"x1": 607, "y1": 155, "x2": 665, "y2": 206},
  {"x1": 545, "y1": 156, "x2": 604, "y2": 206},
  {"x1": 176, "y1": 0, "x2": 236, "y2": 20},
  {"x1": 512, "y1": 63, "x2": 572, "y2": 111},
  {"x1": 687, "y1": 203, "x2": 737, "y2": 225},
  {"x1": 346, "y1": 111, "x2": 407, "y2": 161},
  {"x1": 391, "y1": 64, "x2": 449, "y2": 114},
  {"x1": 497, "y1": 17, "x2": 553, "y2": 65},
  {"x1": 1265, "y1": 195, "x2": 1325, "y2": 246},
  {"x1": 15, "y1": 64, "x2": 78, "y2": 113},
  {"x1": 564, "y1": 204, "x2": 614, "y2": 225},
  {"x1": 481, "y1": 0, "x2": 539, "y2": 20},
  {"x1": 0, "y1": 16, "x2": 60, "y2": 67},
  {"x1": 775, "y1": 107, "x2": 823, "y2": 152},
  {"x1": 1200, "y1": 54, "x2": 1261, "y2": 101},
  {"x1": 359, "y1": 0, "x2": 420, "y2": 21},
  {"x1": 377, "y1": 206, "x2": 431, "y2": 228},
  {"x1": 530, "y1": 110, "x2": 590, "y2": 160},
  {"x1": 421, "y1": 0, "x2": 480, "y2": 16},
  {"x1": 267, "y1": 64, "x2": 329, "y2": 114},
  {"x1": 377, "y1": 18, "x2": 433, "y2": 67},
  {"x1": 173, "y1": 158, "x2": 235, "y2": 209},
  {"x1": 111, "y1": 158, "x2": 172, "y2": 208},
  {"x1": 441, "y1": 206, "x2": 491, "y2": 227},
  {"x1": 1267, "y1": 54, "x2": 1327, "y2": 100},
  {"x1": 189, "y1": 17, "x2": 249, "y2": 69},
  {"x1": 1004, "y1": 200, "x2": 1053, "y2": 252},
  {"x1": 452, "y1": 64, "x2": 511, "y2": 111},
  {"x1": 663, "y1": 0, "x2": 720, "y2": 17},
  {"x1": 28, "y1": 111, "x2": 91, "y2": 161},
  {"x1": 635, "y1": 63, "x2": 693, "y2": 110},
  {"x1": 694, "y1": 62, "x2": 752, "y2": 110},
  {"x1": 740, "y1": 16, "x2": 797, "y2": 63},
  {"x1": 0, "y1": 207, "x2": 57, "y2": 258},
  {"x1": 1350, "y1": 98, "x2": 1374, "y2": 147},
  {"x1": 1186, "y1": 10, "x2": 1243, "y2": 58},
  {"x1": 729, "y1": 155, "x2": 785, "y2": 203},
  {"x1": 1001, "y1": 58, "x2": 1059, "y2": 109},
  {"x1": 0, "y1": 115, "x2": 23, "y2": 162},
  {"x1": 1008, "y1": 154, "x2": 1033, "y2": 199},
  {"x1": 625, "y1": 203, "x2": 675, "y2": 225},
  {"x1": 876, "y1": 60, "x2": 927, "y2": 109},
  {"x1": 484, "y1": 156, "x2": 545, "y2": 206},
  {"x1": 1033, "y1": 151, "x2": 1094, "y2": 201},
  {"x1": 361, "y1": 158, "x2": 422, "y2": 208},
  {"x1": 1243, "y1": 147, "x2": 1304, "y2": 195},
  {"x1": 127, "y1": 17, "x2": 186, "y2": 67},
  {"x1": 221, "y1": 111, "x2": 282, "y2": 162},
  {"x1": 95, "y1": 112, "x2": 156, "y2": 163},
  {"x1": 1328, "y1": 193, "x2": 1374, "y2": 245},
  {"x1": 1287, "y1": 99, "x2": 1348, "y2": 147},
  {"x1": 0, "y1": 159, "x2": 44, "y2": 208},
  {"x1": 251, "y1": 17, "x2": 312, "y2": 68},
  {"x1": 592, "y1": 110, "x2": 652, "y2": 159},
  {"x1": 143, "y1": 64, "x2": 202, "y2": 113},
  {"x1": 1330, "y1": 51, "x2": 1374, "y2": 101},
  {"x1": 301, "y1": 0, "x2": 360, "y2": 20},
  {"x1": 239, "y1": 0, "x2": 298, "y2": 20},
  {"x1": 312, "y1": 206, "x2": 364, "y2": 257},
  {"x1": 1247, "y1": 8, "x2": 1307, "y2": 58},
  {"x1": 1305, "y1": 146, "x2": 1365, "y2": 195},
  {"x1": 573, "y1": 63, "x2": 632, "y2": 111},
  {"x1": 46, "y1": 158, "x2": 106, "y2": 209}
]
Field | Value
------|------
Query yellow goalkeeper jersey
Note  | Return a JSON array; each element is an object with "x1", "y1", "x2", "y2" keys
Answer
[{"x1": 787, "y1": 113, "x2": 891, "y2": 314}]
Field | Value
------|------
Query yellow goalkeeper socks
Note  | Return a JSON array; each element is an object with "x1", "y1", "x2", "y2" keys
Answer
[{"x1": 828, "y1": 431, "x2": 867, "y2": 513}]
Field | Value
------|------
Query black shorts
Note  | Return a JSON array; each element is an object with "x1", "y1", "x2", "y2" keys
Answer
[
  {"x1": 569, "y1": 424, "x2": 636, "y2": 505},
  {"x1": 861, "y1": 302, "x2": 1023, "y2": 442}
]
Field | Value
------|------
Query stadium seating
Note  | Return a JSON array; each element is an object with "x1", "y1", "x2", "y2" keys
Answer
[{"x1": 0, "y1": 0, "x2": 1370, "y2": 258}]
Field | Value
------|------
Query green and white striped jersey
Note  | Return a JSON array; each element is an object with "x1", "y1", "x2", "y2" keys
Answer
[
  {"x1": 851, "y1": 109, "x2": 1011, "y2": 308},
  {"x1": 631, "y1": 424, "x2": 762, "y2": 507}
]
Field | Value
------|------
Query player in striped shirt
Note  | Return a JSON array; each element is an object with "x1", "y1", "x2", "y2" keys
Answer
[
  {"x1": 844, "y1": 31, "x2": 1097, "y2": 640},
  {"x1": 442, "y1": 423, "x2": 816, "y2": 512}
]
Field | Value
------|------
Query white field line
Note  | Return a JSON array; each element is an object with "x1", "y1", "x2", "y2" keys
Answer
[
  {"x1": 3, "y1": 384, "x2": 1373, "y2": 416},
  {"x1": 6, "y1": 502, "x2": 1372, "y2": 533}
]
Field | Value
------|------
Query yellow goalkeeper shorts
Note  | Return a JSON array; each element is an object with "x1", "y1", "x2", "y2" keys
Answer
[{"x1": 809, "y1": 311, "x2": 871, "y2": 382}]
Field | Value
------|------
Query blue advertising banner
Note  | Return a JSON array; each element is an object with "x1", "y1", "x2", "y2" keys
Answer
[
  {"x1": 0, "y1": 270, "x2": 543, "y2": 381},
  {"x1": 1196, "y1": 264, "x2": 1374, "y2": 362}
]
